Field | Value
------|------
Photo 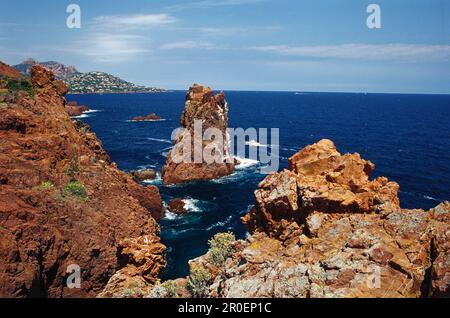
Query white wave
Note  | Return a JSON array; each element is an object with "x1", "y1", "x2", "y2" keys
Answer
[
  {"x1": 137, "y1": 163, "x2": 157, "y2": 170},
  {"x1": 147, "y1": 137, "x2": 172, "y2": 144},
  {"x1": 183, "y1": 198, "x2": 202, "y2": 212},
  {"x1": 73, "y1": 114, "x2": 89, "y2": 119},
  {"x1": 142, "y1": 172, "x2": 162, "y2": 185},
  {"x1": 424, "y1": 195, "x2": 439, "y2": 201},
  {"x1": 235, "y1": 156, "x2": 260, "y2": 169},
  {"x1": 209, "y1": 172, "x2": 239, "y2": 184},
  {"x1": 164, "y1": 211, "x2": 178, "y2": 220},
  {"x1": 206, "y1": 216, "x2": 233, "y2": 231},
  {"x1": 73, "y1": 109, "x2": 101, "y2": 119},
  {"x1": 280, "y1": 146, "x2": 299, "y2": 152},
  {"x1": 245, "y1": 140, "x2": 279, "y2": 149}
]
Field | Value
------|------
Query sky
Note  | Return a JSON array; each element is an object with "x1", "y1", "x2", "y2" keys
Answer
[{"x1": 0, "y1": 0, "x2": 449, "y2": 93}]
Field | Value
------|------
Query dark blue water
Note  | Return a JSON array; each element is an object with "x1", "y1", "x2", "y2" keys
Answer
[{"x1": 67, "y1": 91, "x2": 450, "y2": 278}]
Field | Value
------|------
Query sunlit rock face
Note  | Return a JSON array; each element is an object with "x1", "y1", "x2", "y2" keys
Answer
[
  {"x1": 0, "y1": 64, "x2": 164, "y2": 298},
  {"x1": 184, "y1": 140, "x2": 448, "y2": 298},
  {"x1": 162, "y1": 84, "x2": 235, "y2": 185}
]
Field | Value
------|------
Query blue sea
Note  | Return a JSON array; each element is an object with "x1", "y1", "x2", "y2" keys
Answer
[{"x1": 67, "y1": 91, "x2": 450, "y2": 279}]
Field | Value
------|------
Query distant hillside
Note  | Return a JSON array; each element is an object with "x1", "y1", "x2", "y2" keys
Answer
[
  {"x1": 65, "y1": 71, "x2": 165, "y2": 94},
  {"x1": 14, "y1": 58, "x2": 165, "y2": 94},
  {"x1": 14, "y1": 58, "x2": 80, "y2": 80}
]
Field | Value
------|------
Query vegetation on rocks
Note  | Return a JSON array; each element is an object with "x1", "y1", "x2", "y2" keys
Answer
[
  {"x1": 37, "y1": 181, "x2": 54, "y2": 191},
  {"x1": 62, "y1": 181, "x2": 88, "y2": 201},
  {"x1": 147, "y1": 280, "x2": 178, "y2": 298},
  {"x1": 207, "y1": 232, "x2": 236, "y2": 266},
  {"x1": 187, "y1": 265, "x2": 211, "y2": 298},
  {"x1": 0, "y1": 75, "x2": 34, "y2": 96}
]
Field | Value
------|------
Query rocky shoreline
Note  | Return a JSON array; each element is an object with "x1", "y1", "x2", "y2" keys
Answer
[
  {"x1": 101, "y1": 138, "x2": 449, "y2": 298},
  {"x1": 0, "y1": 62, "x2": 448, "y2": 298}
]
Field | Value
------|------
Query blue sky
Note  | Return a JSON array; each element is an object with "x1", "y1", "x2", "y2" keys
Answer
[{"x1": 0, "y1": 0, "x2": 449, "y2": 93}]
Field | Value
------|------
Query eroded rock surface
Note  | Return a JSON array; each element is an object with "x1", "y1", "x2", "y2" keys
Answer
[
  {"x1": 0, "y1": 64, "x2": 165, "y2": 297},
  {"x1": 183, "y1": 140, "x2": 449, "y2": 298},
  {"x1": 162, "y1": 84, "x2": 235, "y2": 184},
  {"x1": 97, "y1": 236, "x2": 166, "y2": 298}
]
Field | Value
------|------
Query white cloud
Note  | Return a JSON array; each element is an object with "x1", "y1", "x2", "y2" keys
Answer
[
  {"x1": 251, "y1": 44, "x2": 450, "y2": 62},
  {"x1": 160, "y1": 41, "x2": 217, "y2": 50},
  {"x1": 93, "y1": 14, "x2": 177, "y2": 28},
  {"x1": 71, "y1": 33, "x2": 150, "y2": 63},
  {"x1": 166, "y1": 0, "x2": 264, "y2": 10}
]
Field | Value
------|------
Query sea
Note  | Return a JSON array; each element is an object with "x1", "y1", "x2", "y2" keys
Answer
[{"x1": 67, "y1": 91, "x2": 450, "y2": 279}]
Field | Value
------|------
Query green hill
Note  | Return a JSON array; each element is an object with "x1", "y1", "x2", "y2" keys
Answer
[{"x1": 65, "y1": 71, "x2": 165, "y2": 94}]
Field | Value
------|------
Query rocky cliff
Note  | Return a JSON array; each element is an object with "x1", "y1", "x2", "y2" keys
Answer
[
  {"x1": 0, "y1": 64, "x2": 165, "y2": 297},
  {"x1": 162, "y1": 84, "x2": 236, "y2": 184},
  {"x1": 0, "y1": 61, "x2": 22, "y2": 79},
  {"x1": 158, "y1": 140, "x2": 448, "y2": 298},
  {"x1": 14, "y1": 58, "x2": 80, "y2": 80}
]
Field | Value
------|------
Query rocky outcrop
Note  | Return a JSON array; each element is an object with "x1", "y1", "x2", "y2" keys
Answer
[
  {"x1": 168, "y1": 199, "x2": 188, "y2": 215},
  {"x1": 0, "y1": 65, "x2": 165, "y2": 297},
  {"x1": 172, "y1": 140, "x2": 448, "y2": 298},
  {"x1": 65, "y1": 101, "x2": 90, "y2": 117},
  {"x1": 162, "y1": 84, "x2": 235, "y2": 184},
  {"x1": 129, "y1": 169, "x2": 157, "y2": 182},
  {"x1": 0, "y1": 61, "x2": 22, "y2": 79},
  {"x1": 243, "y1": 139, "x2": 401, "y2": 241},
  {"x1": 97, "y1": 235, "x2": 166, "y2": 298},
  {"x1": 131, "y1": 113, "x2": 161, "y2": 122}
]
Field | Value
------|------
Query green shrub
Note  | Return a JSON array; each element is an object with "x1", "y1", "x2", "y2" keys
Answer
[
  {"x1": 37, "y1": 181, "x2": 54, "y2": 191},
  {"x1": 207, "y1": 232, "x2": 236, "y2": 266},
  {"x1": 62, "y1": 181, "x2": 88, "y2": 201},
  {"x1": 148, "y1": 281, "x2": 178, "y2": 298},
  {"x1": 2, "y1": 76, "x2": 34, "y2": 96},
  {"x1": 187, "y1": 266, "x2": 210, "y2": 298}
]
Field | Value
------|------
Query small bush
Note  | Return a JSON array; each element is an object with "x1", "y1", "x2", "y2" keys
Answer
[
  {"x1": 62, "y1": 181, "x2": 88, "y2": 201},
  {"x1": 66, "y1": 159, "x2": 79, "y2": 181},
  {"x1": 2, "y1": 76, "x2": 34, "y2": 96},
  {"x1": 187, "y1": 265, "x2": 210, "y2": 298},
  {"x1": 37, "y1": 181, "x2": 54, "y2": 191},
  {"x1": 148, "y1": 281, "x2": 177, "y2": 298},
  {"x1": 207, "y1": 232, "x2": 236, "y2": 266}
]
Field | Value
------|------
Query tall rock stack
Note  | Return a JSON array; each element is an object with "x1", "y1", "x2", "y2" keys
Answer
[{"x1": 162, "y1": 84, "x2": 236, "y2": 184}]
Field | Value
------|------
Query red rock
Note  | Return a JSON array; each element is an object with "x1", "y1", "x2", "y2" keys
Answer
[
  {"x1": 0, "y1": 65, "x2": 165, "y2": 298},
  {"x1": 0, "y1": 61, "x2": 21, "y2": 79},
  {"x1": 162, "y1": 84, "x2": 235, "y2": 184},
  {"x1": 243, "y1": 139, "x2": 401, "y2": 240},
  {"x1": 175, "y1": 140, "x2": 449, "y2": 298},
  {"x1": 129, "y1": 169, "x2": 157, "y2": 182},
  {"x1": 67, "y1": 101, "x2": 78, "y2": 107},
  {"x1": 131, "y1": 113, "x2": 161, "y2": 122},
  {"x1": 128, "y1": 184, "x2": 164, "y2": 220},
  {"x1": 98, "y1": 235, "x2": 166, "y2": 298},
  {"x1": 168, "y1": 199, "x2": 187, "y2": 214},
  {"x1": 66, "y1": 105, "x2": 90, "y2": 117}
]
